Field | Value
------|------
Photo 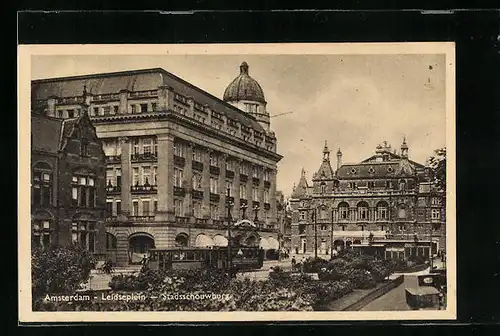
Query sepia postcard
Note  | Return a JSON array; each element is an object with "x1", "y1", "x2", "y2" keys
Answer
[{"x1": 18, "y1": 42, "x2": 456, "y2": 323}]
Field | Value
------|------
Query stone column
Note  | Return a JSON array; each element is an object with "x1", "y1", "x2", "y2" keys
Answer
[
  {"x1": 218, "y1": 153, "x2": 227, "y2": 219},
  {"x1": 183, "y1": 142, "x2": 194, "y2": 217},
  {"x1": 202, "y1": 147, "x2": 211, "y2": 217},
  {"x1": 233, "y1": 158, "x2": 241, "y2": 220},
  {"x1": 246, "y1": 162, "x2": 253, "y2": 217},
  {"x1": 155, "y1": 133, "x2": 175, "y2": 221},
  {"x1": 269, "y1": 168, "x2": 277, "y2": 226},
  {"x1": 118, "y1": 137, "x2": 131, "y2": 220},
  {"x1": 258, "y1": 166, "x2": 265, "y2": 223},
  {"x1": 47, "y1": 96, "x2": 57, "y2": 117},
  {"x1": 186, "y1": 97, "x2": 194, "y2": 118},
  {"x1": 158, "y1": 85, "x2": 174, "y2": 111},
  {"x1": 119, "y1": 90, "x2": 129, "y2": 114}
]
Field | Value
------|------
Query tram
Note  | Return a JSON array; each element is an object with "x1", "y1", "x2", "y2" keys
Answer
[{"x1": 147, "y1": 246, "x2": 265, "y2": 272}]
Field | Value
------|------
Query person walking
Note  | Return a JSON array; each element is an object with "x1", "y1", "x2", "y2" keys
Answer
[{"x1": 291, "y1": 256, "x2": 296, "y2": 271}]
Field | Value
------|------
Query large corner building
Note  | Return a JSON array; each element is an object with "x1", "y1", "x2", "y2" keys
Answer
[{"x1": 32, "y1": 62, "x2": 283, "y2": 265}]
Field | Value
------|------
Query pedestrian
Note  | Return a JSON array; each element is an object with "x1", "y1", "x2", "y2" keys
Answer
[
  {"x1": 301, "y1": 256, "x2": 307, "y2": 273},
  {"x1": 291, "y1": 256, "x2": 296, "y2": 271}
]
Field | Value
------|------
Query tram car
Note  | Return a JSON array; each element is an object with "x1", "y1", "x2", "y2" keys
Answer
[{"x1": 147, "y1": 246, "x2": 265, "y2": 272}]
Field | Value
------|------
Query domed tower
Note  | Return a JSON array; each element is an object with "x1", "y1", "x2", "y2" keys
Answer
[{"x1": 223, "y1": 62, "x2": 270, "y2": 132}]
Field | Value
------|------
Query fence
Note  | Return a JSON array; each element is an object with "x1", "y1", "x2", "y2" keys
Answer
[{"x1": 342, "y1": 275, "x2": 404, "y2": 311}]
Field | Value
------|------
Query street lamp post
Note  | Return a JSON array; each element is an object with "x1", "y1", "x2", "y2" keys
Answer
[
  {"x1": 330, "y1": 210, "x2": 334, "y2": 258},
  {"x1": 313, "y1": 208, "x2": 318, "y2": 259},
  {"x1": 226, "y1": 188, "x2": 234, "y2": 274}
]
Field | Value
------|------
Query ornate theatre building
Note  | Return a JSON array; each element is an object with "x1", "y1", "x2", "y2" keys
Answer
[
  {"x1": 290, "y1": 140, "x2": 446, "y2": 261},
  {"x1": 32, "y1": 62, "x2": 283, "y2": 265}
]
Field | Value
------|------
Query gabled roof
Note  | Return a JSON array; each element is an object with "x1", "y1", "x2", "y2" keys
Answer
[
  {"x1": 32, "y1": 67, "x2": 265, "y2": 133},
  {"x1": 31, "y1": 114, "x2": 63, "y2": 154},
  {"x1": 313, "y1": 160, "x2": 335, "y2": 180},
  {"x1": 291, "y1": 168, "x2": 310, "y2": 199},
  {"x1": 32, "y1": 107, "x2": 101, "y2": 155}
]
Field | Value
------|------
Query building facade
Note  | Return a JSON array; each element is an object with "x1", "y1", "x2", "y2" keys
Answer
[
  {"x1": 32, "y1": 63, "x2": 283, "y2": 265},
  {"x1": 31, "y1": 97, "x2": 107, "y2": 255},
  {"x1": 290, "y1": 140, "x2": 446, "y2": 261}
]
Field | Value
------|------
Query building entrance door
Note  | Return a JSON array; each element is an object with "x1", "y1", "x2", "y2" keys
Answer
[{"x1": 301, "y1": 238, "x2": 307, "y2": 254}]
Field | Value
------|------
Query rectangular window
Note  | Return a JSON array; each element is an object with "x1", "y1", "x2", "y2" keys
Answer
[
  {"x1": 299, "y1": 212, "x2": 306, "y2": 221},
  {"x1": 116, "y1": 169, "x2": 122, "y2": 186},
  {"x1": 132, "y1": 201, "x2": 139, "y2": 216},
  {"x1": 143, "y1": 139, "x2": 152, "y2": 155},
  {"x1": 151, "y1": 102, "x2": 157, "y2": 111},
  {"x1": 140, "y1": 103, "x2": 148, "y2": 113},
  {"x1": 143, "y1": 166, "x2": 151, "y2": 185},
  {"x1": 348, "y1": 182, "x2": 357, "y2": 189},
  {"x1": 106, "y1": 201, "x2": 113, "y2": 215},
  {"x1": 431, "y1": 197, "x2": 441, "y2": 205},
  {"x1": 79, "y1": 177, "x2": 87, "y2": 185},
  {"x1": 106, "y1": 169, "x2": 114, "y2": 186},
  {"x1": 174, "y1": 168, "x2": 184, "y2": 187},
  {"x1": 239, "y1": 184, "x2": 246, "y2": 199},
  {"x1": 225, "y1": 181, "x2": 233, "y2": 196},
  {"x1": 209, "y1": 153, "x2": 218, "y2": 166},
  {"x1": 113, "y1": 105, "x2": 119, "y2": 114},
  {"x1": 252, "y1": 187, "x2": 259, "y2": 201},
  {"x1": 192, "y1": 173, "x2": 202, "y2": 190},
  {"x1": 152, "y1": 167, "x2": 157, "y2": 185},
  {"x1": 142, "y1": 200, "x2": 150, "y2": 216},
  {"x1": 174, "y1": 200, "x2": 183, "y2": 216},
  {"x1": 263, "y1": 170, "x2": 270, "y2": 181},
  {"x1": 368, "y1": 181, "x2": 375, "y2": 189},
  {"x1": 133, "y1": 167, "x2": 140, "y2": 186},
  {"x1": 116, "y1": 200, "x2": 121, "y2": 215},
  {"x1": 174, "y1": 142, "x2": 184, "y2": 157},
  {"x1": 264, "y1": 189, "x2": 270, "y2": 203},
  {"x1": 103, "y1": 106, "x2": 111, "y2": 115},
  {"x1": 153, "y1": 200, "x2": 158, "y2": 213},
  {"x1": 225, "y1": 159, "x2": 233, "y2": 171},
  {"x1": 431, "y1": 209, "x2": 441, "y2": 219},
  {"x1": 210, "y1": 177, "x2": 218, "y2": 194},
  {"x1": 131, "y1": 105, "x2": 137, "y2": 113},
  {"x1": 133, "y1": 139, "x2": 140, "y2": 155}
]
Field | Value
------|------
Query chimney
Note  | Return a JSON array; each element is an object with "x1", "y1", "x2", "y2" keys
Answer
[{"x1": 336, "y1": 148, "x2": 342, "y2": 170}]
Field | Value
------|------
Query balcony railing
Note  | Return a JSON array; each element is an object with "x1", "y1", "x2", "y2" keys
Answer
[
  {"x1": 264, "y1": 203, "x2": 271, "y2": 210},
  {"x1": 240, "y1": 199, "x2": 248, "y2": 206},
  {"x1": 240, "y1": 174, "x2": 248, "y2": 182},
  {"x1": 192, "y1": 189, "x2": 204, "y2": 200},
  {"x1": 131, "y1": 153, "x2": 158, "y2": 162},
  {"x1": 192, "y1": 160, "x2": 203, "y2": 171},
  {"x1": 130, "y1": 184, "x2": 158, "y2": 193},
  {"x1": 129, "y1": 215, "x2": 156, "y2": 222},
  {"x1": 252, "y1": 201, "x2": 260, "y2": 208},
  {"x1": 212, "y1": 219, "x2": 225, "y2": 227},
  {"x1": 105, "y1": 185, "x2": 121, "y2": 194},
  {"x1": 174, "y1": 186, "x2": 186, "y2": 197},
  {"x1": 195, "y1": 218, "x2": 209, "y2": 225},
  {"x1": 106, "y1": 155, "x2": 121, "y2": 164},
  {"x1": 225, "y1": 170, "x2": 235, "y2": 179},
  {"x1": 210, "y1": 193, "x2": 220, "y2": 203},
  {"x1": 209, "y1": 166, "x2": 220, "y2": 175},
  {"x1": 264, "y1": 180, "x2": 271, "y2": 188},
  {"x1": 252, "y1": 177, "x2": 260, "y2": 185},
  {"x1": 174, "y1": 155, "x2": 186, "y2": 167},
  {"x1": 175, "y1": 216, "x2": 190, "y2": 224}
]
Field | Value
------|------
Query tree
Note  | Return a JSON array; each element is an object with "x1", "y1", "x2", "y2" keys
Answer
[{"x1": 428, "y1": 147, "x2": 446, "y2": 192}]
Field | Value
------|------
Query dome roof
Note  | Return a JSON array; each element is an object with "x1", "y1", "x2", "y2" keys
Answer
[{"x1": 223, "y1": 62, "x2": 266, "y2": 104}]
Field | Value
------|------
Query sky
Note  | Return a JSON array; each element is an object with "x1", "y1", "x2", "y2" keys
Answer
[{"x1": 31, "y1": 53, "x2": 447, "y2": 198}]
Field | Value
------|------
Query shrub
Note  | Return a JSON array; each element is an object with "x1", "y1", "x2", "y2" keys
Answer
[
  {"x1": 302, "y1": 257, "x2": 329, "y2": 273},
  {"x1": 32, "y1": 245, "x2": 94, "y2": 298}
]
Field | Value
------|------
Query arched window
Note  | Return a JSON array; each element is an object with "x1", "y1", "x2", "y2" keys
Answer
[
  {"x1": 71, "y1": 214, "x2": 97, "y2": 252},
  {"x1": 320, "y1": 208, "x2": 327, "y2": 220},
  {"x1": 175, "y1": 233, "x2": 189, "y2": 247},
  {"x1": 398, "y1": 205, "x2": 407, "y2": 219},
  {"x1": 338, "y1": 202, "x2": 349, "y2": 220},
  {"x1": 357, "y1": 201, "x2": 369, "y2": 220},
  {"x1": 71, "y1": 169, "x2": 97, "y2": 208},
  {"x1": 32, "y1": 162, "x2": 53, "y2": 206},
  {"x1": 399, "y1": 179, "x2": 407, "y2": 191},
  {"x1": 320, "y1": 182, "x2": 326, "y2": 194},
  {"x1": 376, "y1": 201, "x2": 389, "y2": 220}
]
